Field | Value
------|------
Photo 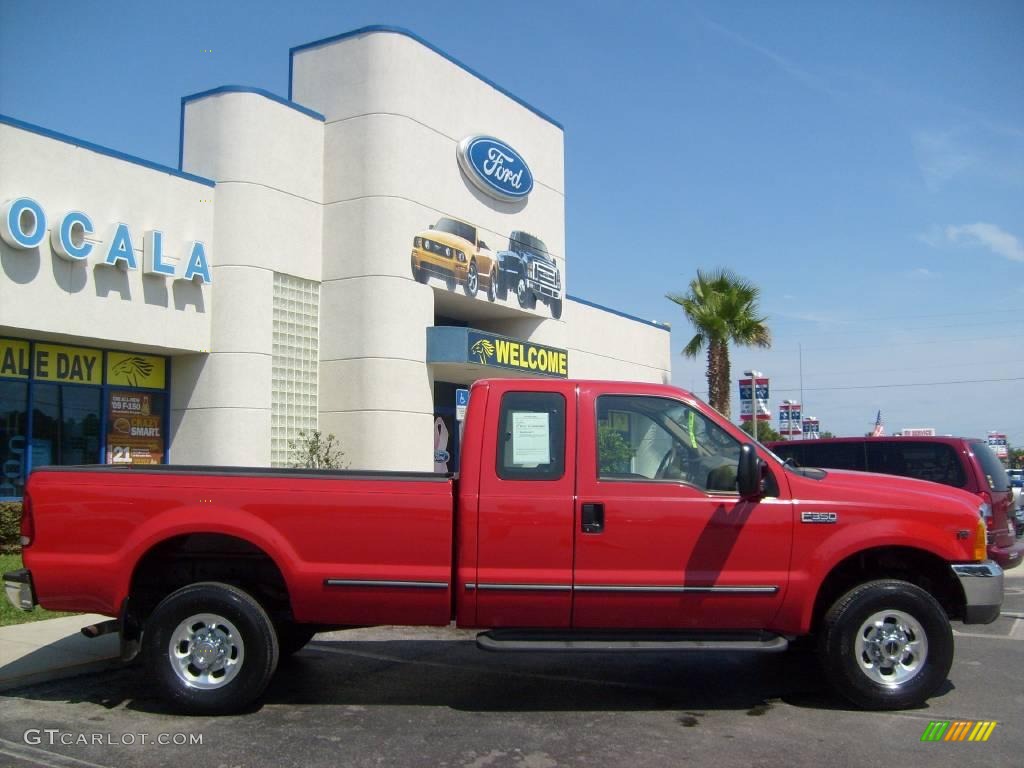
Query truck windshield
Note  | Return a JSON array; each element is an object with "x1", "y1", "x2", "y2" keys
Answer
[
  {"x1": 511, "y1": 233, "x2": 552, "y2": 261},
  {"x1": 434, "y1": 218, "x2": 475, "y2": 243}
]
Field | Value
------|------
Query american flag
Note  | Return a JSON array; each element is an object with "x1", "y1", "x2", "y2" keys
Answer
[{"x1": 871, "y1": 410, "x2": 884, "y2": 437}]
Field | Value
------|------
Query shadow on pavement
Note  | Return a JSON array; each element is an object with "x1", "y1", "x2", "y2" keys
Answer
[{"x1": 0, "y1": 638, "x2": 954, "y2": 717}]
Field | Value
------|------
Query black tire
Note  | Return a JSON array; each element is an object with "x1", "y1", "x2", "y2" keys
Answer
[
  {"x1": 464, "y1": 259, "x2": 479, "y2": 298},
  {"x1": 276, "y1": 622, "x2": 317, "y2": 657},
  {"x1": 486, "y1": 269, "x2": 497, "y2": 302},
  {"x1": 551, "y1": 298, "x2": 563, "y2": 319},
  {"x1": 516, "y1": 274, "x2": 536, "y2": 309},
  {"x1": 496, "y1": 270, "x2": 509, "y2": 300},
  {"x1": 445, "y1": 273, "x2": 456, "y2": 291},
  {"x1": 817, "y1": 579, "x2": 952, "y2": 710},
  {"x1": 144, "y1": 582, "x2": 279, "y2": 715}
]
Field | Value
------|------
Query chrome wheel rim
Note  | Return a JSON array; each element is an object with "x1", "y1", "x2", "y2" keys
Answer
[
  {"x1": 517, "y1": 278, "x2": 528, "y2": 304},
  {"x1": 854, "y1": 609, "x2": 928, "y2": 687},
  {"x1": 467, "y1": 264, "x2": 478, "y2": 293},
  {"x1": 168, "y1": 613, "x2": 245, "y2": 690}
]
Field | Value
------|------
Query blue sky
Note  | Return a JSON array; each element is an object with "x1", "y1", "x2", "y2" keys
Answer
[{"x1": 2, "y1": 0, "x2": 1022, "y2": 443}]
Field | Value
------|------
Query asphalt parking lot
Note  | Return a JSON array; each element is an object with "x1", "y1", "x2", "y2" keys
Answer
[{"x1": 0, "y1": 580, "x2": 1021, "y2": 768}]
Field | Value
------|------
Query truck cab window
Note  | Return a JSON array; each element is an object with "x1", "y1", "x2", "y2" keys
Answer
[
  {"x1": 596, "y1": 395, "x2": 742, "y2": 493},
  {"x1": 496, "y1": 392, "x2": 566, "y2": 480}
]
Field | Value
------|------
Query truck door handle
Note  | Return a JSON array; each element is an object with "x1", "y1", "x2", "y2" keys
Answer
[{"x1": 581, "y1": 503, "x2": 604, "y2": 534}]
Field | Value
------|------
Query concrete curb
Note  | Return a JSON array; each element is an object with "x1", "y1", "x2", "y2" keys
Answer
[{"x1": 0, "y1": 614, "x2": 120, "y2": 692}]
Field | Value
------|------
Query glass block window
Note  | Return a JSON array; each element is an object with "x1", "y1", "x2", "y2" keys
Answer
[{"x1": 271, "y1": 273, "x2": 320, "y2": 467}]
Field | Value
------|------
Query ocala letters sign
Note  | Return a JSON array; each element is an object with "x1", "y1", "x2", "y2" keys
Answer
[{"x1": 1, "y1": 196, "x2": 211, "y2": 284}]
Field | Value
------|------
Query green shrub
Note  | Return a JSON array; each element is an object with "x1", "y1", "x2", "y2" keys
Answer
[{"x1": 0, "y1": 502, "x2": 22, "y2": 553}]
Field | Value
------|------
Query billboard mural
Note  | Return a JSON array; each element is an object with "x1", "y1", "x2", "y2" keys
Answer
[
  {"x1": 410, "y1": 220, "x2": 564, "y2": 319},
  {"x1": 409, "y1": 134, "x2": 564, "y2": 319}
]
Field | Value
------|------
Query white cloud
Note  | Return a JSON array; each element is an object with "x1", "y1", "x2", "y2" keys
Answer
[
  {"x1": 946, "y1": 222, "x2": 1024, "y2": 263},
  {"x1": 912, "y1": 131, "x2": 978, "y2": 191}
]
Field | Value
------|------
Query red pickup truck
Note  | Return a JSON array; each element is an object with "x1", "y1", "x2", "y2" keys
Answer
[{"x1": 5, "y1": 379, "x2": 1003, "y2": 715}]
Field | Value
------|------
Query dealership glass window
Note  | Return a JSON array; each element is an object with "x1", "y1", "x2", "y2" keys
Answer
[
  {"x1": 31, "y1": 383, "x2": 101, "y2": 468},
  {"x1": 0, "y1": 381, "x2": 28, "y2": 499},
  {"x1": 271, "y1": 273, "x2": 321, "y2": 467},
  {"x1": 0, "y1": 338, "x2": 170, "y2": 498}
]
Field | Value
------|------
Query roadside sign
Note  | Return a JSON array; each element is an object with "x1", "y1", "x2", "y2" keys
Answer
[
  {"x1": 739, "y1": 377, "x2": 770, "y2": 421},
  {"x1": 455, "y1": 388, "x2": 469, "y2": 421}
]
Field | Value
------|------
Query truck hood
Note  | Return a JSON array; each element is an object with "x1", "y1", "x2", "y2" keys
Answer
[{"x1": 786, "y1": 466, "x2": 982, "y2": 520}]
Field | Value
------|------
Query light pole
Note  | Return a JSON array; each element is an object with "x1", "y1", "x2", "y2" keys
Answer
[{"x1": 744, "y1": 369, "x2": 762, "y2": 443}]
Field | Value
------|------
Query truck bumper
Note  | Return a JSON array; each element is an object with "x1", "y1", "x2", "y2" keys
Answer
[
  {"x1": 527, "y1": 278, "x2": 561, "y2": 300},
  {"x1": 952, "y1": 561, "x2": 1003, "y2": 624},
  {"x1": 3, "y1": 568, "x2": 36, "y2": 612}
]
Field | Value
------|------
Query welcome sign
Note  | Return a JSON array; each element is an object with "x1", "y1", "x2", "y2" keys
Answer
[{"x1": 467, "y1": 330, "x2": 568, "y2": 378}]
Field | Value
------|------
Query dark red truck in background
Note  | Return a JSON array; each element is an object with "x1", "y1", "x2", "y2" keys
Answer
[{"x1": 5, "y1": 379, "x2": 1003, "y2": 714}]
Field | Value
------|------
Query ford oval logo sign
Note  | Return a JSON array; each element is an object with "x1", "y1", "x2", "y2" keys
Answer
[{"x1": 457, "y1": 136, "x2": 534, "y2": 202}]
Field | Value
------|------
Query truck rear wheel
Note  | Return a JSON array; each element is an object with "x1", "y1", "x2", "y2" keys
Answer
[
  {"x1": 551, "y1": 298, "x2": 563, "y2": 319},
  {"x1": 818, "y1": 579, "x2": 952, "y2": 710},
  {"x1": 144, "y1": 582, "x2": 279, "y2": 715}
]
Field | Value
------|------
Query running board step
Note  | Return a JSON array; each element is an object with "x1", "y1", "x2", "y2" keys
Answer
[{"x1": 476, "y1": 629, "x2": 789, "y2": 653}]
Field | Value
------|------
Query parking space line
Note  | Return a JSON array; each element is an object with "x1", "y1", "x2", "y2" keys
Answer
[{"x1": 0, "y1": 738, "x2": 113, "y2": 768}]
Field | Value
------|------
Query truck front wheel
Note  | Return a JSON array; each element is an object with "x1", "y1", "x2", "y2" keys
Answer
[
  {"x1": 516, "y1": 275, "x2": 536, "y2": 309},
  {"x1": 144, "y1": 582, "x2": 280, "y2": 715},
  {"x1": 818, "y1": 579, "x2": 952, "y2": 710}
]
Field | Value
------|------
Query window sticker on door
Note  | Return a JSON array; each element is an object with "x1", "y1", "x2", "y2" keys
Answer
[{"x1": 512, "y1": 411, "x2": 550, "y2": 466}]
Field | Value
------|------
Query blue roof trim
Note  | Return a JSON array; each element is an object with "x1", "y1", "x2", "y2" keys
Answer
[
  {"x1": 178, "y1": 86, "x2": 324, "y2": 171},
  {"x1": 567, "y1": 295, "x2": 671, "y2": 331},
  {"x1": 181, "y1": 86, "x2": 326, "y2": 122},
  {"x1": 0, "y1": 113, "x2": 216, "y2": 188},
  {"x1": 288, "y1": 25, "x2": 564, "y2": 131}
]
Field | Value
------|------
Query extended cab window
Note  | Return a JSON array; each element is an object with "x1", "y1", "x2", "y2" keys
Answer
[
  {"x1": 596, "y1": 395, "x2": 741, "y2": 493},
  {"x1": 496, "y1": 392, "x2": 566, "y2": 481}
]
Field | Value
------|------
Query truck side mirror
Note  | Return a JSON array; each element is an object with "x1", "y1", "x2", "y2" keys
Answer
[
  {"x1": 737, "y1": 443, "x2": 765, "y2": 499},
  {"x1": 478, "y1": 240, "x2": 488, "y2": 250}
]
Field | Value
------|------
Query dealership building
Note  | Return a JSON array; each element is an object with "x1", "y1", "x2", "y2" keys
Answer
[{"x1": 0, "y1": 26, "x2": 671, "y2": 498}]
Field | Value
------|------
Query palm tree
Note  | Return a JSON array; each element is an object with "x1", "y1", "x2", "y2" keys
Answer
[{"x1": 667, "y1": 268, "x2": 771, "y2": 419}]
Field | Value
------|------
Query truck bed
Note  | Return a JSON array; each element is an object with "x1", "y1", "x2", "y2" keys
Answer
[{"x1": 24, "y1": 465, "x2": 456, "y2": 626}]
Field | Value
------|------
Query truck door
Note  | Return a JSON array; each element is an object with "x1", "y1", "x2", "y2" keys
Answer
[
  {"x1": 473, "y1": 383, "x2": 576, "y2": 628},
  {"x1": 572, "y1": 386, "x2": 792, "y2": 629}
]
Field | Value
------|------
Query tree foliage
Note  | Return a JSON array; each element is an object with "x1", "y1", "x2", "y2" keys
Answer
[
  {"x1": 739, "y1": 420, "x2": 782, "y2": 443},
  {"x1": 667, "y1": 269, "x2": 771, "y2": 419},
  {"x1": 288, "y1": 430, "x2": 346, "y2": 469},
  {"x1": 598, "y1": 424, "x2": 635, "y2": 474}
]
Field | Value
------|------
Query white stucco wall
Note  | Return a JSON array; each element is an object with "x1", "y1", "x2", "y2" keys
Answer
[
  {"x1": 293, "y1": 28, "x2": 570, "y2": 470},
  {"x1": 564, "y1": 299, "x2": 672, "y2": 384},
  {"x1": 0, "y1": 123, "x2": 213, "y2": 353},
  {"x1": 176, "y1": 90, "x2": 324, "y2": 466}
]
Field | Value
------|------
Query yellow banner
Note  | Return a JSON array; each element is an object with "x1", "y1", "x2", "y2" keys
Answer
[
  {"x1": 106, "y1": 352, "x2": 166, "y2": 389},
  {"x1": 34, "y1": 344, "x2": 102, "y2": 385},
  {"x1": 0, "y1": 339, "x2": 31, "y2": 379}
]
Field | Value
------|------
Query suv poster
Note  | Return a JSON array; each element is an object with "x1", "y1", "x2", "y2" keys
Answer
[{"x1": 106, "y1": 391, "x2": 164, "y2": 464}]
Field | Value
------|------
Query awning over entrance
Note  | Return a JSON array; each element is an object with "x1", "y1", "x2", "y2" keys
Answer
[{"x1": 426, "y1": 326, "x2": 568, "y2": 380}]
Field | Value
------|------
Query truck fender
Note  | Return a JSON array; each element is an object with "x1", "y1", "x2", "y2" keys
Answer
[
  {"x1": 789, "y1": 521, "x2": 963, "y2": 634},
  {"x1": 113, "y1": 505, "x2": 301, "y2": 614}
]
